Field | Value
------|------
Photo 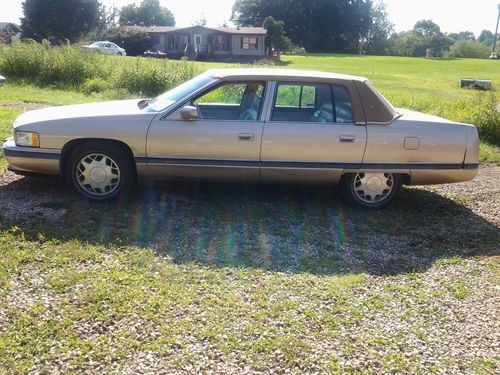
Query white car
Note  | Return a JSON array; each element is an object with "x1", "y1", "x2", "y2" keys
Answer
[{"x1": 84, "y1": 41, "x2": 126, "y2": 56}]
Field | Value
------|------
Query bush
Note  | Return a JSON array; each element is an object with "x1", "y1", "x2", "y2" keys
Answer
[
  {"x1": 0, "y1": 41, "x2": 195, "y2": 96},
  {"x1": 388, "y1": 91, "x2": 500, "y2": 145},
  {"x1": 447, "y1": 40, "x2": 490, "y2": 59},
  {"x1": 82, "y1": 77, "x2": 111, "y2": 94},
  {"x1": 115, "y1": 58, "x2": 194, "y2": 96},
  {"x1": 0, "y1": 41, "x2": 111, "y2": 87}
]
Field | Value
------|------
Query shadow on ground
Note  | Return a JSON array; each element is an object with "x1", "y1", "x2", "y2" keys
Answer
[{"x1": 1, "y1": 175, "x2": 499, "y2": 276}]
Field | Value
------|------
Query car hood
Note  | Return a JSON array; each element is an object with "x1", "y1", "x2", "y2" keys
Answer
[{"x1": 14, "y1": 99, "x2": 157, "y2": 128}]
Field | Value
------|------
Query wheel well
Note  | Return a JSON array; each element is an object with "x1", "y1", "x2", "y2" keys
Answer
[
  {"x1": 341, "y1": 171, "x2": 411, "y2": 185},
  {"x1": 60, "y1": 138, "x2": 137, "y2": 181}
]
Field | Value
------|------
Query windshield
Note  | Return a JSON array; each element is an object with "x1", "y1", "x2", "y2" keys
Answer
[{"x1": 144, "y1": 74, "x2": 216, "y2": 112}]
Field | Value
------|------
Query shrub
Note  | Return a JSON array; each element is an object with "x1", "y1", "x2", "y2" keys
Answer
[
  {"x1": 447, "y1": 40, "x2": 490, "y2": 59},
  {"x1": 115, "y1": 59, "x2": 194, "y2": 96},
  {"x1": 82, "y1": 77, "x2": 111, "y2": 94},
  {"x1": 0, "y1": 41, "x2": 111, "y2": 87}
]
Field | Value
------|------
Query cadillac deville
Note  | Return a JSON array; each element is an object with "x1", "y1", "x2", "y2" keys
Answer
[{"x1": 2, "y1": 69, "x2": 479, "y2": 209}]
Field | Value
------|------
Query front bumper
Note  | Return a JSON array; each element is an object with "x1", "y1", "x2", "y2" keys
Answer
[{"x1": 2, "y1": 137, "x2": 61, "y2": 175}]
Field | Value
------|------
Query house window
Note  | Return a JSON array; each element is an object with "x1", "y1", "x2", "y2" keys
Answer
[
  {"x1": 241, "y1": 36, "x2": 258, "y2": 50},
  {"x1": 214, "y1": 34, "x2": 229, "y2": 51},
  {"x1": 168, "y1": 34, "x2": 189, "y2": 51}
]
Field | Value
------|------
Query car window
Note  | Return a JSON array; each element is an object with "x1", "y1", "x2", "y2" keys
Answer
[
  {"x1": 192, "y1": 82, "x2": 265, "y2": 121},
  {"x1": 146, "y1": 74, "x2": 216, "y2": 112},
  {"x1": 332, "y1": 85, "x2": 353, "y2": 123},
  {"x1": 275, "y1": 84, "x2": 315, "y2": 108},
  {"x1": 271, "y1": 82, "x2": 353, "y2": 124}
]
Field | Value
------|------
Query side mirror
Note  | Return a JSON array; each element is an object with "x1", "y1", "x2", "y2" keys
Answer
[{"x1": 180, "y1": 105, "x2": 198, "y2": 120}]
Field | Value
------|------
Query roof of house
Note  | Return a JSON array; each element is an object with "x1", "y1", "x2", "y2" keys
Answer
[
  {"x1": 123, "y1": 25, "x2": 267, "y2": 35},
  {"x1": 0, "y1": 22, "x2": 20, "y2": 33}
]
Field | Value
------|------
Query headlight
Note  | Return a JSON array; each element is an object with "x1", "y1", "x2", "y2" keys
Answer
[{"x1": 15, "y1": 131, "x2": 40, "y2": 147}]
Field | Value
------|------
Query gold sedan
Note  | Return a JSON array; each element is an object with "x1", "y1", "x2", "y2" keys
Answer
[{"x1": 2, "y1": 69, "x2": 479, "y2": 209}]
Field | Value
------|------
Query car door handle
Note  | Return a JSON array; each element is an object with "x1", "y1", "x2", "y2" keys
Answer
[
  {"x1": 339, "y1": 135, "x2": 355, "y2": 143},
  {"x1": 238, "y1": 133, "x2": 255, "y2": 141}
]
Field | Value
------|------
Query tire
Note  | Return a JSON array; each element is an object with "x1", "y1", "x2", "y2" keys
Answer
[
  {"x1": 117, "y1": 52, "x2": 123, "y2": 56},
  {"x1": 65, "y1": 142, "x2": 134, "y2": 202},
  {"x1": 339, "y1": 172, "x2": 402, "y2": 209}
]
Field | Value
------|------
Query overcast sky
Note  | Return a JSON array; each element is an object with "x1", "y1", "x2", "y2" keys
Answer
[{"x1": 1, "y1": 0, "x2": 499, "y2": 36}]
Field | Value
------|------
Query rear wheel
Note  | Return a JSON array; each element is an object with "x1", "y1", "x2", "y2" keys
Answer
[
  {"x1": 117, "y1": 52, "x2": 123, "y2": 56},
  {"x1": 339, "y1": 172, "x2": 401, "y2": 209},
  {"x1": 65, "y1": 143, "x2": 133, "y2": 202}
]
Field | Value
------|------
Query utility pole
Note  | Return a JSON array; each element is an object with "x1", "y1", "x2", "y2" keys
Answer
[{"x1": 493, "y1": 2, "x2": 500, "y2": 53}]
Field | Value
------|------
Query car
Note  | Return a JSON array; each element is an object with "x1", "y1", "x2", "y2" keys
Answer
[
  {"x1": 83, "y1": 41, "x2": 126, "y2": 56},
  {"x1": 2, "y1": 69, "x2": 479, "y2": 209},
  {"x1": 143, "y1": 50, "x2": 168, "y2": 59},
  {"x1": 0, "y1": 74, "x2": 5, "y2": 87}
]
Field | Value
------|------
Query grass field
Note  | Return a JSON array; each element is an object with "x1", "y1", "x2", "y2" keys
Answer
[{"x1": 0, "y1": 53, "x2": 499, "y2": 373}]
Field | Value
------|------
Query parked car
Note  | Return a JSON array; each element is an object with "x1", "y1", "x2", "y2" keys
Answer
[
  {"x1": 83, "y1": 41, "x2": 126, "y2": 56},
  {"x1": 0, "y1": 74, "x2": 5, "y2": 87},
  {"x1": 2, "y1": 69, "x2": 479, "y2": 208},
  {"x1": 143, "y1": 50, "x2": 168, "y2": 59}
]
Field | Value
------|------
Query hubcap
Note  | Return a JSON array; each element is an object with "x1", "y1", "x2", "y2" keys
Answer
[
  {"x1": 353, "y1": 172, "x2": 394, "y2": 204},
  {"x1": 75, "y1": 153, "x2": 121, "y2": 196}
]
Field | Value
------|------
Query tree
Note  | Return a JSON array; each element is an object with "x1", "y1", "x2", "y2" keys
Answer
[
  {"x1": 119, "y1": 0, "x2": 175, "y2": 26},
  {"x1": 478, "y1": 30, "x2": 494, "y2": 48},
  {"x1": 192, "y1": 13, "x2": 208, "y2": 27},
  {"x1": 231, "y1": 0, "x2": 373, "y2": 53},
  {"x1": 413, "y1": 20, "x2": 450, "y2": 57},
  {"x1": 21, "y1": 0, "x2": 100, "y2": 42},
  {"x1": 360, "y1": 0, "x2": 394, "y2": 55},
  {"x1": 263, "y1": 16, "x2": 291, "y2": 53},
  {"x1": 448, "y1": 31, "x2": 475, "y2": 42},
  {"x1": 448, "y1": 40, "x2": 490, "y2": 59}
]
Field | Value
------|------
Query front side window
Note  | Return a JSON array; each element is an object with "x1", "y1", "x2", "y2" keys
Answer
[
  {"x1": 241, "y1": 37, "x2": 258, "y2": 50},
  {"x1": 271, "y1": 82, "x2": 353, "y2": 123},
  {"x1": 192, "y1": 81, "x2": 265, "y2": 121}
]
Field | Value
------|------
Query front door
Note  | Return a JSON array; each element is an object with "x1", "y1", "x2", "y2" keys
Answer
[
  {"x1": 260, "y1": 81, "x2": 367, "y2": 183},
  {"x1": 194, "y1": 34, "x2": 202, "y2": 53},
  {"x1": 146, "y1": 80, "x2": 266, "y2": 181}
]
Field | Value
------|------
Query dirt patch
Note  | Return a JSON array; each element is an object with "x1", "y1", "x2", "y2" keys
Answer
[{"x1": 0, "y1": 102, "x2": 52, "y2": 111}]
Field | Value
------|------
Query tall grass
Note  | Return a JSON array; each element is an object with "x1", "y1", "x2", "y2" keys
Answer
[{"x1": 0, "y1": 41, "x2": 194, "y2": 97}]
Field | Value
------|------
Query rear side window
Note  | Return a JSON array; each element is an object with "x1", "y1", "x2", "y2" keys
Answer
[{"x1": 271, "y1": 82, "x2": 353, "y2": 123}]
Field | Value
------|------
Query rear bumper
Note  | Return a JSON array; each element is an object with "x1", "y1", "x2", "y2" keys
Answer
[
  {"x1": 2, "y1": 138, "x2": 60, "y2": 175},
  {"x1": 410, "y1": 164, "x2": 479, "y2": 185}
]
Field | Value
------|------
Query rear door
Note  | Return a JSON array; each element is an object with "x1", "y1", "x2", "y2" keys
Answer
[{"x1": 260, "y1": 81, "x2": 367, "y2": 183}]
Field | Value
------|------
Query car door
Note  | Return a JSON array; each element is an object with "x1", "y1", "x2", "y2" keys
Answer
[
  {"x1": 146, "y1": 80, "x2": 266, "y2": 181},
  {"x1": 260, "y1": 81, "x2": 367, "y2": 183}
]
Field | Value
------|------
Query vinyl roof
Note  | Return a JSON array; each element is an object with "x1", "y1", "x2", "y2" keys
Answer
[{"x1": 206, "y1": 68, "x2": 368, "y2": 82}]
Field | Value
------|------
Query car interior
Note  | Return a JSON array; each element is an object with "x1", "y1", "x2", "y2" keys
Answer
[
  {"x1": 271, "y1": 83, "x2": 354, "y2": 123},
  {"x1": 192, "y1": 82, "x2": 265, "y2": 121}
]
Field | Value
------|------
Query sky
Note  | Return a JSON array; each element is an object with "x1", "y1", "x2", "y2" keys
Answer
[{"x1": 1, "y1": 0, "x2": 499, "y2": 37}]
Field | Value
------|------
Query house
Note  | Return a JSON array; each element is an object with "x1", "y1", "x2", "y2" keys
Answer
[
  {"x1": 0, "y1": 22, "x2": 20, "y2": 44},
  {"x1": 125, "y1": 25, "x2": 267, "y2": 62}
]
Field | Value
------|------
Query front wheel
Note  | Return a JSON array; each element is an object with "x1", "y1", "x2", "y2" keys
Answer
[
  {"x1": 65, "y1": 143, "x2": 134, "y2": 202},
  {"x1": 339, "y1": 172, "x2": 402, "y2": 209}
]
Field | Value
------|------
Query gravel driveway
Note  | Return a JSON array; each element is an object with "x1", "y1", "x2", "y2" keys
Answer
[{"x1": 0, "y1": 166, "x2": 498, "y2": 373}]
